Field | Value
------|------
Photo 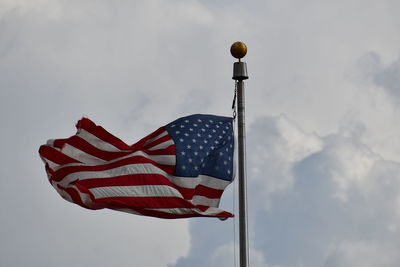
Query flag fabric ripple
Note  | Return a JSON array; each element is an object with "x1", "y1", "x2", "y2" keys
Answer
[{"x1": 39, "y1": 114, "x2": 235, "y2": 219}]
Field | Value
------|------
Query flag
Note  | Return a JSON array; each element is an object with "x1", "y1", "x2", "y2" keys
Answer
[{"x1": 39, "y1": 114, "x2": 235, "y2": 219}]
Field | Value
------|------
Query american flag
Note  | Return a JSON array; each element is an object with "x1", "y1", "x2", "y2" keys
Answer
[{"x1": 39, "y1": 114, "x2": 235, "y2": 219}]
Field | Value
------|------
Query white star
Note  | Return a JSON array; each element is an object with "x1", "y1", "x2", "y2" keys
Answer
[
  {"x1": 197, "y1": 119, "x2": 202, "y2": 122},
  {"x1": 188, "y1": 158, "x2": 193, "y2": 163},
  {"x1": 216, "y1": 125, "x2": 220, "y2": 128},
  {"x1": 224, "y1": 161, "x2": 227, "y2": 165},
  {"x1": 212, "y1": 129, "x2": 216, "y2": 133},
  {"x1": 181, "y1": 151, "x2": 186, "y2": 156},
  {"x1": 227, "y1": 170, "x2": 231, "y2": 174},
  {"x1": 175, "y1": 131, "x2": 180, "y2": 134},
  {"x1": 192, "y1": 139, "x2": 197, "y2": 143},
  {"x1": 187, "y1": 145, "x2": 191, "y2": 149},
  {"x1": 189, "y1": 128, "x2": 193, "y2": 131},
  {"x1": 209, "y1": 120, "x2": 214, "y2": 123},
  {"x1": 194, "y1": 166, "x2": 199, "y2": 170},
  {"x1": 180, "y1": 125, "x2": 185, "y2": 128},
  {"x1": 219, "y1": 152, "x2": 224, "y2": 156},
  {"x1": 179, "y1": 138, "x2": 184, "y2": 142},
  {"x1": 205, "y1": 124, "x2": 209, "y2": 127},
  {"x1": 184, "y1": 133, "x2": 189, "y2": 136},
  {"x1": 219, "y1": 135, "x2": 222, "y2": 139},
  {"x1": 185, "y1": 120, "x2": 189, "y2": 123},
  {"x1": 171, "y1": 124, "x2": 176, "y2": 128},
  {"x1": 193, "y1": 123, "x2": 198, "y2": 127},
  {"x1": 197, "y1": 133, "x2": 201, "y2": 137},
  {"x1": 199, "y1": 145, "x2": 203, "y2": 150},
  {"x1": 208, "y1": 134, "x2": 212, "y2": 138},
  {"x1": 182, "y1": 165, "x2": 186, "y2": 170},
  {"x1": 204, "y1": 140, "x2": 208, "y2": 144},
  {"x1": 194, "y1": 151, "x2": 198, "y2": 156},
  {"x1": 201, "y1": 128, "x2": 206, "y2": 132}
]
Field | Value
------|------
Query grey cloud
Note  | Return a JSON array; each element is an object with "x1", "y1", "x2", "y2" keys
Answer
[
  {"x1": 172, "y1": 114, "x2": 400, "y2": 267},
  {"x1": 357, "y1": 52, "x2": 400, "y2": 99},
  {"x1": 2, "y1": 0, "x2": 400, "y2": 266},
  {"x1": 252, "y1": 118, "x2": 400, "y2": 267},
  {"x1": 374, "y1": 58, "x2": 400, "y2": 97}
]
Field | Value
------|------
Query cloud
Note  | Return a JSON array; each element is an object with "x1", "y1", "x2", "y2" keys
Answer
[
  {"x1": 255, "y1": 117, "x2": 400, "y2": 267},
  {"x1": 172, "y1": 113, "x2": 400, "y2": 267},
  {"x1": 2, "y1": 0, "x2": 400, "y2": 266},
  {"x1": 373, "y1": 57, "x2": 400, "y2": 98}
]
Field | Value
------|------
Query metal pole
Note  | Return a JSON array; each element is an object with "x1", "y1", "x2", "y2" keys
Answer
[
  {"x1": 231, "y1": 42, "x2": 249, "y2": 267},
  {"x1": 237, "y1": 79, "x2": 248, "y2": 267}
]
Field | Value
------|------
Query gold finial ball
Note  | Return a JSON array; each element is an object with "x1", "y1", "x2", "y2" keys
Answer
[{"x1": 230, "y1": 41, "x2": 247, "y2": 59}]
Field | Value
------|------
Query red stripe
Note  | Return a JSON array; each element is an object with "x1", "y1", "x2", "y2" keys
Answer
[
  {"x1": 76, "y1": 118, "x2": 132, "y2": 150},
  {"x1": 192, "y1": 185, "x2": 223, "y2": 199},
  {"x1": 45, "y1": 164, "x2": 55, "y2": 176},
  {"x1": 50, "y1": 155, "x2": 175, "y2": 182},
  {"x1": 135, "y1": 127, "x2": 167, "y2": 149},
  {"x1": 113, "y1": 206, "x2": 233, "y2": 219},
  {"x1": 59, "y1": 136, "x2": 132, "y2": 161},
  {"x1": 76, "y1": 175, "x2": 223, "y2": 200},
  {"x1": 76, "y1": 119, "x2": 168, "y2": 152},
  {"x1": 94, "y1": 196, "x2": 198, "y2": 209},
  {"x1": 56, "y1": 184, "x2": 93, "y2": 209},
  {"x1": 143, "y1": 144, "x2": 176, "y2": 155},
  {"x1": 143, "y1": 134, "x2": 172, "y2": 150},
  {"x1": 39, "y1": 145, "x2": 81, "y2": 164}
]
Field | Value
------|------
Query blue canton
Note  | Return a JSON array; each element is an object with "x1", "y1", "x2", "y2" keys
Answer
[{"x1": 165, "y1": 114, "x2": 234, "y2": 181}]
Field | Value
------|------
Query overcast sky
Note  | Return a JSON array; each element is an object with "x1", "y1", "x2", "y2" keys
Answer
[{"x1": 1, "y1": 0, "x2": 400, "y2": 266}]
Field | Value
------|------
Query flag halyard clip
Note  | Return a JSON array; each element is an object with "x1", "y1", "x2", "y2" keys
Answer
[{"x1": 232, "y1": 83, "x2": 237, "y2": 120}]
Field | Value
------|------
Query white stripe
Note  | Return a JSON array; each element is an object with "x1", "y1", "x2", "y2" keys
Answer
[
  {"x1": 77, "y1": 129, "x2": 121, "y2": 152},
  {"x1": 191, "y1": 195, "x2": 220, "y2": 207},
  {"x1": 62, "y1": 143, "x2": 105, "y2": 165},
  {"x1": 148, "y1": 139, "x2": 174, "y2": 151},
  {"x1": 90, "y1": 185, "x2": 183, "y2": 199},
  {"x1": 59, "y1": 143, "x2": 175, "y2": 166},
  {"x1": 60, "y1": 163, "x2": 231, "y2": 190},
  {"x1": 70, "y1": 184, "x2": 94, "y2": 206},
  {"x1": 41, "y1": 157, "x2": 59, "y2": 171},
  {"x1": 52, "y1": 181, "x2": 73, "y2": 202},
  {"x1": 115, "y1": 207, "x2": 228, "y2": 217},
  {"x1": 144, "y1": 131, "x2": 168, "y2": 146},
  {"x1": 51, "y1": 181, "x2": 95, "y2": 208},
  {"x1": 145, "y1": 207, "x2": 227, "y2": 216},
  {"x1": 46, "y1": 139, "x2": 55, "y2": 146}
]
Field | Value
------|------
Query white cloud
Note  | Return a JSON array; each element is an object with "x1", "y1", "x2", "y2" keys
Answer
[
  {"x1": 2, "y1": 0, "x2": 400, "y2": 266},
  {"x1": 248, "y1": 116, "x2": 400, "y2": 267},
  {"x1": 325, "y1": 240, "x2": 400, "y2": 267},
  {"x1": 248, "y1": 115, "x2": 323, "y2": 209}
]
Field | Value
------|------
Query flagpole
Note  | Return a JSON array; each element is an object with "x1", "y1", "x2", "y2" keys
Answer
[{"x1": 231, "y1": 41, "x2": 249, "y2": 267}]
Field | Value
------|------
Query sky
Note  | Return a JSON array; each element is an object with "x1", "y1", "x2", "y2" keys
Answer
[{"x1": 1, "y1": 0, "x2": 400, "y2": 266}]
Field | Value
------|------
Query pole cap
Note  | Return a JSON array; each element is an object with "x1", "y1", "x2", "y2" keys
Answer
[{"x1": 230, "y1": 41, "x2": 247, "y2": 59}]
